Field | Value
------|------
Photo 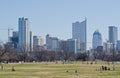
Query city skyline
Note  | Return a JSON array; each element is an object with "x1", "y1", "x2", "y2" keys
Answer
[{"x1": 0, "y1": 0, "x2": 120, "y2": 48}]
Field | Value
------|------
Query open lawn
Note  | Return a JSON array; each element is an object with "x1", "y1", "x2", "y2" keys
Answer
[{"x1": 0, "y1": 61, "x2": 120, "y2": 78}]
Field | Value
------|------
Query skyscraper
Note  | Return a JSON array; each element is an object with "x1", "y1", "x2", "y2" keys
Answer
[
  {"x1": 46, "y1": 34, "x2": 52, "y2": 50},
  {"x1": 109, "y1": 26, "x2": 118, "y2": 45},
  {"x1": 10, "y1": 31, "x2": 18, "y2": 49},
  {"x1": 46, "y1": 34, "x2": 59, "y2": 51},
  {"x1": 59, "y1": 39, "x2": 77, "y2": 53},
  {"x1": 30, "y1": 31, "x2": 33, "y2": 52},
  {"x1": 72, "y1": 19, "x2": 87, "y2": 52},
  {"x1": 33, "y1": 36, "x2": 44, "y2": 51},
  {"x1": 18, "y1": 17, "x2": 30, "y2": 52},
  {"x1": 51, "y1": 37, "x2": 59, "y2": 52},
  {"x1": 67, "y1": 39, "x2": 77, "y2": 53},
  {"x1": 92, "y1": 30, "x2": 102, "y2": 49},
  {"x1": 59, "y1": 40, "x2": 68, "y2": 51},
  {"x1": 117, "y1": 40, "x2": 120, "y2": 52}
]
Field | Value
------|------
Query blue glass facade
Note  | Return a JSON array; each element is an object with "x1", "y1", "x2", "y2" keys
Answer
[
  {"x1": 18, "y1": 17, "x2": 30, "y2": 52},
  {"x1": 18, "y1": 18, "x2": 22, "y2": 46},
  {"x1": 67, "y1": 39, "x2": 77, "y2": 53}
]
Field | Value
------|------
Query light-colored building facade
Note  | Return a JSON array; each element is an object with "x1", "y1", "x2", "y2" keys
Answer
[
  {"x1": 109, "y1": 26, "x2": 118, "y2": 45},
  {"x1": 30, "y1": 31, "x2": 33, "y2": 52},
  {"x1": 72, "y1": 19, "x2": 87, "y2": 52},
  {"x1": 46, "y1": 34, "x2": 59, "y2": 51},
  {"x1": 103, "y1": 42, "x2": 113, "y2": 53},
  {"x1": 33, "y1": 36, "x2": 44, "y2": 51}
]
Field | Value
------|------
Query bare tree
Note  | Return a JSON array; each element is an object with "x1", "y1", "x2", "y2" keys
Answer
[
  {"x1": 0, "y1": 44, "x2": 11, "y2": 62},
  {"x1": 0, "y1": 43, "x2": 19, "y2": 62},
  {"x1": 60, "y1": 50, "x2": 75, "y2": 62},
  {"x1": 76, "y1": 52, "x2": 87, "y2": 61},
  {"x1": 18, "y1": 44, "x2": 34, "y2": 62}
]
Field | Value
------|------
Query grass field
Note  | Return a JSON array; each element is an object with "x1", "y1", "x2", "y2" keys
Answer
[{"x1": 0, "y1": 61, "x2": 120, "y2": 78}]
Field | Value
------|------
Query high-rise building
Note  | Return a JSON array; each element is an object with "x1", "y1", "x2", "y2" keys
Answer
[
  {"x1": 109, "y1": 26, "x2": 118, "y2": 45},
  {"x1": 46, "y1": 34, "x2": 52, "y2": 50},
  {"x1": 10, "y1": 31, "x2": 18, "y2": 48},
  {"x1": 72, "y1": 19, "x2": 87, "y2": 52},
  {"x1": 33, "y1": 36, "x2": 44, "y2": 51},
  {"x1": 103, "y1": 42, "x2": 113, "y2": 53},
  {"x1": 117, "y1": 40, "x2": 120, "y2": 52},
  {"x1": 59, "y1": 40, "x2": 68, "y2": 51},
  {"x1": 13, "y1": 31, "x2": 18, "y2": 38},
  {"x1": 18, "y1": 17, "x2": 30, "y2": 52},
  {"x1": 46, "y1": 34, "x2": 59, "y2": 51},
  {"x1": 30, "y1": 31, "x2": 33, "y2": 52},
  {"x1": 67, "y1": 39, "x2": 77, "y2": 53},
  {"x1": 59, "y1": 39, "x2": 77, "y2": 53},
  {"x1": 92, "y1": 30, "x2": 102, "y2": 49},
  {"x1": 51, "y1": 37, "x2": 59, "y2": 52}
]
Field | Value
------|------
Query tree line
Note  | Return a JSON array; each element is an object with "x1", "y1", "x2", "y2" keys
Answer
[{"x1": 0, "y1": 43, "x2": 120, "y2": 63}]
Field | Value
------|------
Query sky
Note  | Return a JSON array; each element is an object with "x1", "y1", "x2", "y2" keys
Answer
[{"x1": 0, "y1": 0, "x2": 120, "y2": 48}]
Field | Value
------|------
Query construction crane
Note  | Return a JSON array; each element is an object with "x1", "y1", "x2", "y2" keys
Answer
[{"x1": 0, "y1": 27, "x2": 13, "y2": 42}]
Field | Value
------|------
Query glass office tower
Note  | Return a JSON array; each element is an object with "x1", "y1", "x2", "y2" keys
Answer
[
  {"x1": 109, "y1": 26, "x2": 118, "y2": 45},
  {"x1": 92, "y1": 30, "x2": 102, "y2": 49},
  {"x1": 72, "y1": 19, "x2": 87, "y2": 52},
  {"x1": 18, "y1": 17, "x2": 30, "y2": 52}
]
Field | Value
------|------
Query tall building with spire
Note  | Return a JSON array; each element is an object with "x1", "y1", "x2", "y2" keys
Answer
[
  {"x1": 92, "y1": 30, "x2": 102, "y2": 49},
  {"x1": 18, "y1": 17, "x2": 30, "y2": 52},
  {"x1": 72, "y1": 19, "x2": 87, "y2": 52}
]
